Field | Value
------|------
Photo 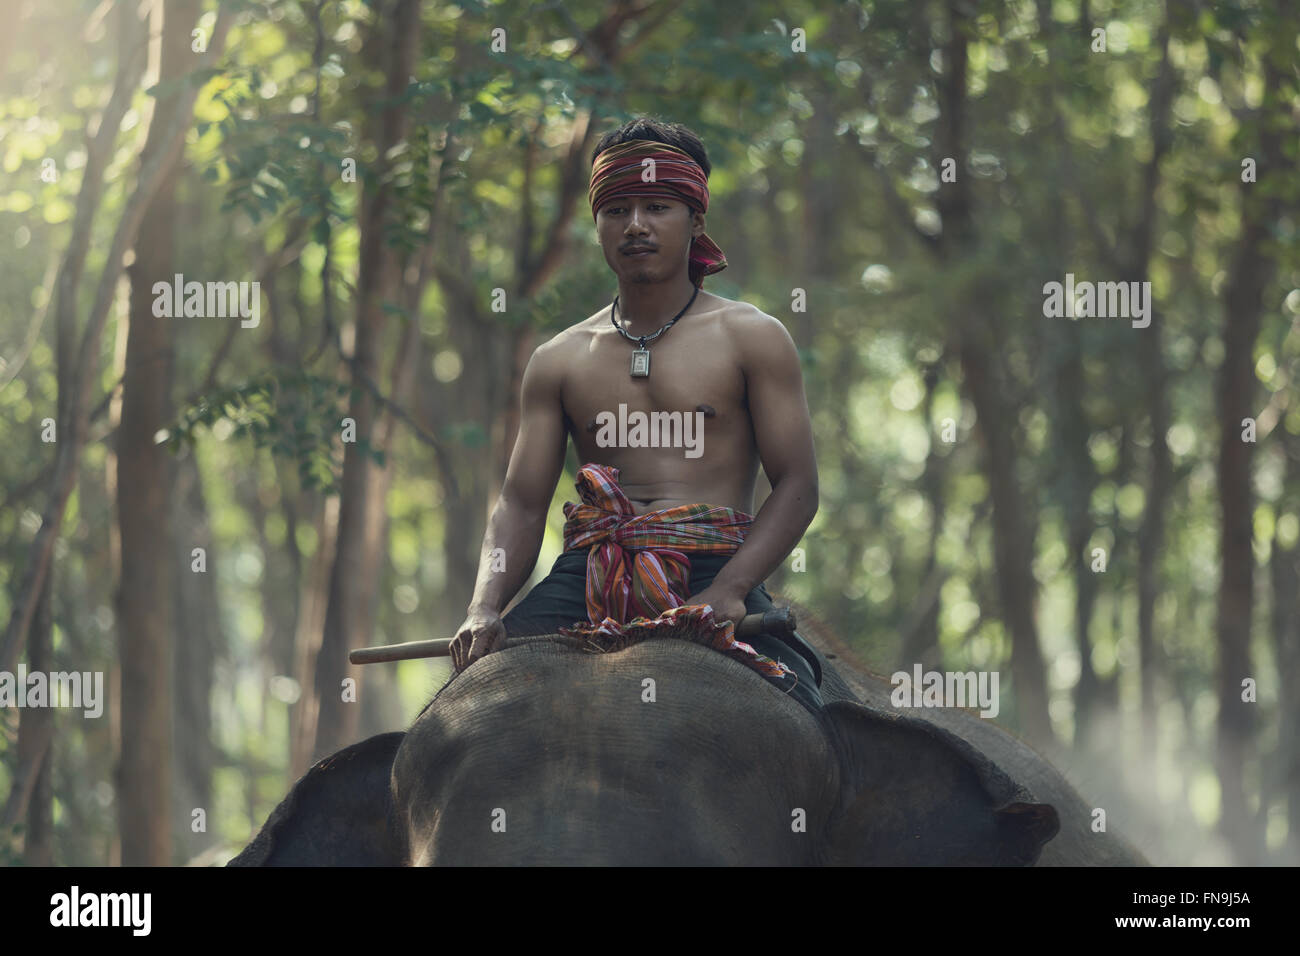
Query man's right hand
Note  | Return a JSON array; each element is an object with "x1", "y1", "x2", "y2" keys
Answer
[{"x1": 449, "y1": 609, "x2": 507, "y2": 671}]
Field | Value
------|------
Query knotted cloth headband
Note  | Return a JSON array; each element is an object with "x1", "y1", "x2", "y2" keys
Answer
[{"x1": 588, "y1": 140, "x2": 728, "y2": 288}]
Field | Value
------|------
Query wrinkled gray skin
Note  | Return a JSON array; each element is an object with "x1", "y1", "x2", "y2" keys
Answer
[
  {"x1": 230, "y1": 630, "x2": 1146, "y2": 866},
  {"x1": 812, "y1": 643, "x2": 1150, "y2": 866}
]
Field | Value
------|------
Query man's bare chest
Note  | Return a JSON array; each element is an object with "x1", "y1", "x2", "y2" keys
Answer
[{"x1": 560, "y1": 325, "x2": 748, "y2": 441}]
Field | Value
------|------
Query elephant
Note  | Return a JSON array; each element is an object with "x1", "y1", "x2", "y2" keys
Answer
[{"x1": 229, "y1": 617, "x2": 1148, "y2": 866}]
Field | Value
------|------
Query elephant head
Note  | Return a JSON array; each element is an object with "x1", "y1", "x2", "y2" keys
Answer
[
  {"x1": 229, "y1": 731, "x2": 407, "y2": 866},
  {"x1": 819, "y1": 700, "x2": 1059, "y2": 864},
  {"x1": 230, "y1": 633, "x2": 1058, "y2": 865}
]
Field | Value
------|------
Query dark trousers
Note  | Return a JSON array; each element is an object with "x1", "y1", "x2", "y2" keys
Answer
[{"x1": 501, "y1": 549, "x2": 825, "y2": 713}]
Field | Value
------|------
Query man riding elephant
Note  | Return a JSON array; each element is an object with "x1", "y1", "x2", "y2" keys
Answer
[
  {"x1": 230, "y1": 117, "x2": 1145, "y2": 868},
  {"x1": 446, "y1": 116, "x2": 825, "y2": 713}
]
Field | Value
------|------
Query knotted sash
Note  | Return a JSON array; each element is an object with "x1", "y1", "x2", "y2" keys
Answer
[
  {"x1": 588, "y1": 140, "x2": 728, "y2": 288},
  {"x1": 558, "y1": 463, "x2": 791, "y2": 679}
]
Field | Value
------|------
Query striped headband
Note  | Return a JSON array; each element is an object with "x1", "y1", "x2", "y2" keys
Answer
[{"x1": 588, "y1": 140, "x2": 727, "y2": 288}]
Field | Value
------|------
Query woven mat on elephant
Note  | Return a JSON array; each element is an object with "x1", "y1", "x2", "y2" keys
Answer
[{"x1": 557, "y1": 603, "x2": 792, "y2": 680}]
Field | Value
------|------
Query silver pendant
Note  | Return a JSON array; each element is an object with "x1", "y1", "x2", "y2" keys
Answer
[{"x1": 631, "y1": 348, "x2": 650, "y2": 377}]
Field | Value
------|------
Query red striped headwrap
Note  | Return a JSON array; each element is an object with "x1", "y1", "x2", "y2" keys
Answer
[{"x1": 588, "y1": 140, "x2": 728, "y2": 288}]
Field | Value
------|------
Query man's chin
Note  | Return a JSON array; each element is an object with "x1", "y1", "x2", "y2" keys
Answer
[{"x1": 619, "y1": 259, "x2": 670, "y2": 282}]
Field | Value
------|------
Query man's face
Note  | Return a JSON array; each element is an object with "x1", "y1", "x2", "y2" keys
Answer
[{"x1": 595, "y1": 196, "x2": 703, "y2": 283}]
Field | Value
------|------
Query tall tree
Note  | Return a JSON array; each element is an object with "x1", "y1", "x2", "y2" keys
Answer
[
  {"x1": 1130, "y1": 7, "x2": 1176, "y2": 767},
  {"x1": 848, "y1": 0, "x2": 1055, "y2": 746},
  {"x1": 0, "y1": 576, "x2": 54, "y2": 862},
  {"x1": 118, "y1": 0, "x2": 205, "y2": 866},
  {"x1": 1033, "y1": 0, "x2": 1106, "y2": 747},
  {"x1": 314, "y1": 0, "x2": 423, "y2": 759},
  {"x1": 1213, "y1": 41, "x2": 1289, "y2": 868},
  {"x1": 170, "y1": 450, "x2": 219, "y2": 856},
  {"x1": 1270, "y1": 433, "x2": 1300, "y2": 864}
]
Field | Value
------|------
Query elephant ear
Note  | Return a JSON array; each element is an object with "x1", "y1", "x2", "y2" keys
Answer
[
  {"x1": 228, "y1": 732, "x2": 407, "y2": 866},
  {"x1": 823, "y1": 701, "x2": 1059, "y2": 865}
]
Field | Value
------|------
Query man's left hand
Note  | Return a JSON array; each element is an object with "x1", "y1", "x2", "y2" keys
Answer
[{"x1": 684, "y1": 584, "x2": 749, "y2": 628}]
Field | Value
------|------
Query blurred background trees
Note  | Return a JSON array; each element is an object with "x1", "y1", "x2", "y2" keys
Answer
[{"x1": 0, "y1": 0, "x2": 1297, "y2": 865}]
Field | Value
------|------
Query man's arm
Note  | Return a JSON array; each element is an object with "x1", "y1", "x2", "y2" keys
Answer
[
  {"x1": 467, "y1": 340, "x2": 568, "y2": 613},
  {"x1": 451, "y1": 340, "x2": 568, "y2": 668},
  {"x1": 704, "y1": 310, "x2": 818, "y2": 602}
]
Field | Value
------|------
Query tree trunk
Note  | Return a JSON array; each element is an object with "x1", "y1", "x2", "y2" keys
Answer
[
  {"x1": 1130, "y1": 11, "x2": 1175, "y2": 769},
  {"x1": 290, "y1": 492, "x2": 339, "y2": 779},
  {"x1": 956, "y1": 331, "x2": 1053, "y2": 747},
  {"x1": 1134, "y1": 311, "x2": 1170, "y2": 764},
  {"x1": 1270, "y1": 438, "x2": 1300, "y2": 864},
  {"x1": 117, "y1": 0, "x2": 202, "y2": 866},
  {"x1": 899, "y1": 361, "x2": 946, "y2": 672},
  {"x1": 24, "y1": 574, "x2": 55, "y2": 865},
  {"x1": 313, "y1": 0, "x2": 422, "y2": 759},
  {"x1": 1214, "y1": 233, "x2": 1272, "y2": 866},
  {"x1": 926, "y1": 0, "x2": 1055, "y2": 748},
  {"x1": 1, "y1": 575, "x2": 54, "y2": 861},
  {"x1": 1214, "y1": 57, "x2": 1286, "y2": 865},
  {"x1": 1034, "y1": 0, "x2": 1107, "y2": 749},
  {"x1": 170, "y1": 449, "x2": 217, "y2": 853}
]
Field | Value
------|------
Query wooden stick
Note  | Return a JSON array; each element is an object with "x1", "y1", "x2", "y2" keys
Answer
[{"x1": 348, "y1": 606, "x2": 797, "y2": 664}]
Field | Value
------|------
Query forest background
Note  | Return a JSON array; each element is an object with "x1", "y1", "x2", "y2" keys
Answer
[{"x1": 1, "y1": 0, "x2": 1297, "y2": 866}]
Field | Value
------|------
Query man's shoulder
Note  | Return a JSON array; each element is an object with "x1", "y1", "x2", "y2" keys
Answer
[
  {"x1": 531, "y1": 316, "x2": 598, "y2": 368},
  {"x1": 533, "y1": 295, "x2": 786, "y2": 356},
  {"x1": 538, "y1": 307, "x2": 608, "y2": 353},
  {"x1": 713, "y1": 299, "x2": 796, "y2": 360},
  {"x1": 714, "y1": 297, "x2": 784, "y2": 332}
]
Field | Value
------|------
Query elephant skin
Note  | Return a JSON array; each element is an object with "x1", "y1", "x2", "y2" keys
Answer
[
  {"x1": 806, "y1": 622, "x2": 1150, "y2": 866},
  {"x1": 229, "y1": 731, "x2": 406, "y2": 866},
  {"x1": 231, "y1": 628, "x2": 1087, "y2": 866}
]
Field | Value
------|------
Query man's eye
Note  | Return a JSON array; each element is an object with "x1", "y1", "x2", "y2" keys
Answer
[{"x1": 603, "y1": 204, "x2": 667, "y2": 214}]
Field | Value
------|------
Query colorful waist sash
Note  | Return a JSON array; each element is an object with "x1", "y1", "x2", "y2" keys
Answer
[{"x1": 558, "y1": 463, "x2": 792, "y2": 680}]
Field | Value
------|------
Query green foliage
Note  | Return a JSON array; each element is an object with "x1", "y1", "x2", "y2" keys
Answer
[
  {"x1": 215, "y1": 105, "x2": 352, "y2": 226},
  {"x1": 0, "y1": 823, "x2": 24, "y2": 866},
  {"x1": 166, "y1": 370, "x2": 383, "y2": 494},
  {"x1": 442, "y1": 421, "x2": 488, "y2": 449}
]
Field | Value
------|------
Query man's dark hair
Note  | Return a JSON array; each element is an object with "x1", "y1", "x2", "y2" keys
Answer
[{"x1": 591, "y1": 116, "x2": 711, "y2": 178}]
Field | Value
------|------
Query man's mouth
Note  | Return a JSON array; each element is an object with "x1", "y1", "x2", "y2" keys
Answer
[{"x1": 623, "y1": 247, "x2": 656, "y2": 257}]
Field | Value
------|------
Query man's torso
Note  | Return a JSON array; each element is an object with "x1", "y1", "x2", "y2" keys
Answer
[{"x1": 553, "y1": 292, "x2": 761, "y2": 515}]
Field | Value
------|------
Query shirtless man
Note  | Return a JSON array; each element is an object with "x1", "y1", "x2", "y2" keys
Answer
[{"x1": 448, "y1": 118, "x2": 822, "y2": 708}]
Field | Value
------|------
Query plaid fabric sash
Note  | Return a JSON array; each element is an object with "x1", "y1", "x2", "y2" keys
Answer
[{"x1": 558, "y1": 463, "x2": 792, "y2": 680}]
